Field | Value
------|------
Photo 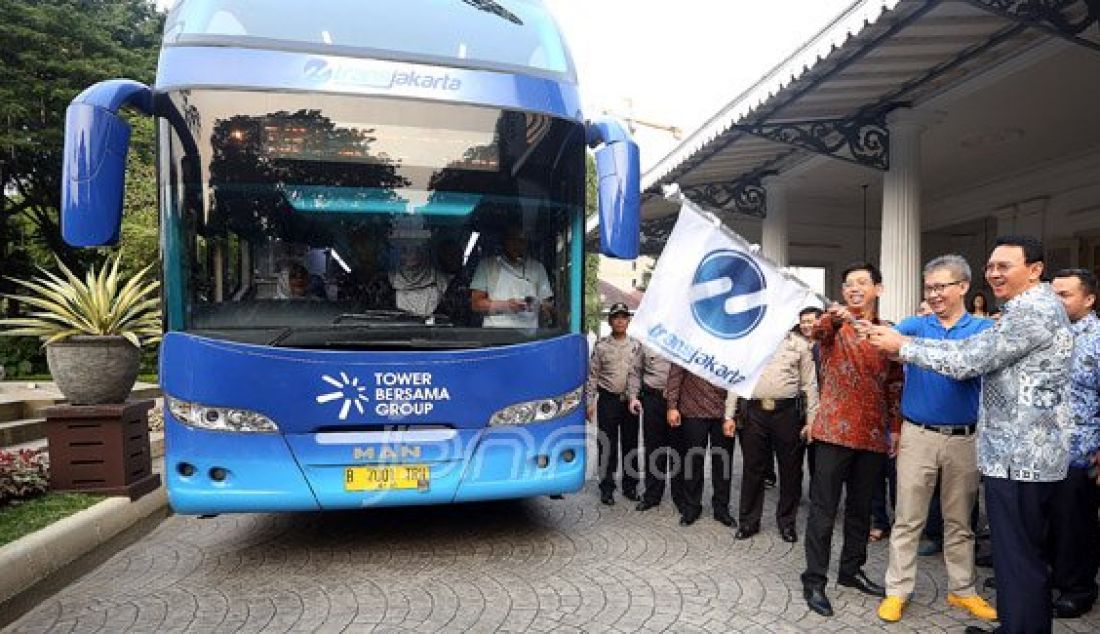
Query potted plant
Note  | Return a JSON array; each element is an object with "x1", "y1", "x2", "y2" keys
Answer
[{"x1": 0, "y1": 255, "x2": 160, "y2": 405}]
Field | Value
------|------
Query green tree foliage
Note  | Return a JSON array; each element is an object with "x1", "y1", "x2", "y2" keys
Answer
[
  {"x1": 0, "y1": 0, "x2": 164, "y2": 374},
  {"x1": 116, "y1": 116, "x2": 159, "y2": 278},
  {"x1": 0, "y1": 0, "x2": 163, "y2": 282},
  {"x1": 584, "y1": 153, "x2": 602, "y2": 334}
]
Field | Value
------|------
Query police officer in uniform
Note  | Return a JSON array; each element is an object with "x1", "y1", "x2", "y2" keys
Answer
[
  {"x1": 586, "y1": 303, "x2": 642, "y2": 505},
  {"x1": 725, "y1": 329, "x2": 818, "y2": 542},
  {"x1": 627, "y1": 344, "x2": 685, "y2": 512}
]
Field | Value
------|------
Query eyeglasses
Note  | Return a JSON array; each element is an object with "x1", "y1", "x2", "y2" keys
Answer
[
  {"x1": 922, "y1": 280, "x2": 963, "y2": 296},
  {"x1": 984, "y1": 262, "x2": 1019, "y2": 275},
  {"x1": 841, "y1": 278, "x2": 876, "y2": 289}
]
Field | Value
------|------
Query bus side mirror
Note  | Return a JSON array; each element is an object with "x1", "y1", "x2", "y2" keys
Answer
[
  {"x1": 62, "y1": 79, "x2": 154, "y2": 247},
  {"x1": 587, "y1": 118, "x2": 640, "y2": 259}
]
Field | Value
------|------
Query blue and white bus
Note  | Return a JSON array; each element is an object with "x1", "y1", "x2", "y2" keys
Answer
[{"x1": 61, "y1": 0, "x2": 639, "y2": 513}]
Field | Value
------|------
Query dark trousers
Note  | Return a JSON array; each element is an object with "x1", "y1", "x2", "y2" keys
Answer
[
  {"x1": 596, "y1": 390, "x2": 640, "y2": 496},
  {"x1": 738, "y1": 401, "x2": 803, "y2": 531},
  {"x1": 985, "y1": 476, "x2": 1058, "y2": 634},
  {"x1": 871, "y1": 456, "x2": 897, "y2": 531},
  {"x1": 640, "y1": 389, "x2": 685, "y2": 507},
  {"x1": 680, "y1": 417, "x2": 735, "y2": 517},
  {"x1": 1048, "y1": 467, "x2": 1100, "y2": 604},
  {"x1": 805, "y1": 442, "x2": 816, "y2": 486},
  {"x1": 763, "y1": 445, "x2": 777, "y2": 483},
  {"x1": 801, "y1": 442, "x2": 884, "y2": 589}
]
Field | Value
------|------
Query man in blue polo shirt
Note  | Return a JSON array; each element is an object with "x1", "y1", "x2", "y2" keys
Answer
[{"x1": 876, "y1": 255, "x2": 996, "y2": 623}]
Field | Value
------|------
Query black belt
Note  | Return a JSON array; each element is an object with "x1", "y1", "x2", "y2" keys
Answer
[
  {"x1": 641, "y1": 385, "x2": 665, "y2": 398},
  {"x1": 912, "y1": 421, "x2": 977, "y2": 436},
  {"x1": 744, "y1": 397, "x2": 797, "y2": 412},
  {"x1": 598, "y1": 387, "x2": 627, "y2": 402}
]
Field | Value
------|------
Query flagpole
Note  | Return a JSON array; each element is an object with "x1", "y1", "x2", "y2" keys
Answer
[{"x1": 661, "y1": 184, "x2": 836, "y2": 309}]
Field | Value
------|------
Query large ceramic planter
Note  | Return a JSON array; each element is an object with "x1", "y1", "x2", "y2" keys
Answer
[{"x1": 46, "y1": 335, "x2": 140, "y2": 405}]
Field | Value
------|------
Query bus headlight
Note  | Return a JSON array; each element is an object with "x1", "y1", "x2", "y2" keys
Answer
[
  {"x1": 167, "y1": 396, "x2": 279, "y2": 433},
  {"x1": 489, "y1": 386, "x2": 583, "y2": 426}
]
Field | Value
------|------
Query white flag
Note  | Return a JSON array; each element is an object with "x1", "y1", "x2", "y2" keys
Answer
[{"x1": 628, "y1": 200, "x2": 813, "y2": 398}]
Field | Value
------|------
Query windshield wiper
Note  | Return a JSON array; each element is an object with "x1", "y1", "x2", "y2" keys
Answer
[
  {"x1": 334, "y1": 311, "x2": 451, "y2": 326},
  {"x1": 317, "y1": 338, "x2": 485, "y2": 350},
  {"x1": 267, "y1": 327, "x2": 295, "y2": 346},
  {"x1": 266, "y1": 312, "x2": 451, "y2": 345}
]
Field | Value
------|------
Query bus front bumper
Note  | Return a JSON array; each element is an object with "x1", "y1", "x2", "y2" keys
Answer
[{"x1": 165, "y1": 414, "x2": 586, "y2": 514}]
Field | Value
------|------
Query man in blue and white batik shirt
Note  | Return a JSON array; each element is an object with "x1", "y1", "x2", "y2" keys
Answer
[
  {"x1": 867, "y1": 236, "x2": 1073, "y2": 634},
  {"x1": 1048, "y1": 268, "x2": 1100, "y2": 620}
]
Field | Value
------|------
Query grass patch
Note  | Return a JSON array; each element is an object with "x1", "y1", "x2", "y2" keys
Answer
[{"x1": 0, "y1": 492, "x2": 105, "y2": 547}]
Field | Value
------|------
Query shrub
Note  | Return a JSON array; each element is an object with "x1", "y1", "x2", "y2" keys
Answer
[
  {"x1": 0, "y1": 336, "x2": 47, "y2": 378},
  {"x1": 0, "y1": 449, "x2": 50, "y2": 506},
  {"x1": 0, "y1": 254, "x2": 161, "y2": 348}
]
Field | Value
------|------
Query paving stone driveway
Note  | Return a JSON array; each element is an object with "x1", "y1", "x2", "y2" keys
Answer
[{"x1": 9, "y1": 462, "x2": 1100, "y2": 632}]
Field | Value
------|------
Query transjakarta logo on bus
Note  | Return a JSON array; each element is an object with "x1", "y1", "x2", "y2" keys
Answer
[
  {"x1": 303, "y1": 59, "x2": 462, "y2": 91},
  {"x1": 316, "y1": 371, "x2": 452, "y2": 420}
]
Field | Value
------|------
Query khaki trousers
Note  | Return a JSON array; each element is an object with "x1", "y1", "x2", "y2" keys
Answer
[{"x1": 885, "y1": 421, "x2": 979, "y2": 597}]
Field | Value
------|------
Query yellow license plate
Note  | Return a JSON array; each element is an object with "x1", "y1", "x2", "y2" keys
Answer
[{"x1": 344, "y1": 465, "x2": 430, "y2": 492}]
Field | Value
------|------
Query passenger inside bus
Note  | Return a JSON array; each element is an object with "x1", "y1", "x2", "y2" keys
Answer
[
  {"x1": 275, "y1": 261, "x2": 320, "y2": 300},
  {"x1": 388, "y1": 240, "x2": 451, "y2": 317}
]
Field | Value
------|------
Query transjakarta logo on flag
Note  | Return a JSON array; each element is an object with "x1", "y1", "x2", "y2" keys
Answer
[{"x1": 628, "y1": 202, "x2": 812, "y2": 398}]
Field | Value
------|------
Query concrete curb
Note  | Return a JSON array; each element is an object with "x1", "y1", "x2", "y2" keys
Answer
[
  {"x1": 0, "y1": 481, "x2": 168, "y2": 627},
  {"x1": 0, "y1": 485, "x2": 167, "y2": 602}
]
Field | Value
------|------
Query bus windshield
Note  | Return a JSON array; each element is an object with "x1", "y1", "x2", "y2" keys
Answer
[
  {"x1": 162, "y1": 89, "x2": 585, "y2": 348},
  {"x1": 164, "y1": 0, "x2": 573, "y2": 79}
]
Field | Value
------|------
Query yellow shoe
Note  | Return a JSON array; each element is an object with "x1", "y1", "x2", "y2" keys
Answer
[
  {"x1": 877, "y1": 595, "x2": 907, "y2": 622},
  {"x1": 947, "y1": 593, "x2": 997, "y2": 621}
]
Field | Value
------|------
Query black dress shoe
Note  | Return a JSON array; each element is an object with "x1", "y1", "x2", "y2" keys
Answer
[
  {"x1": 963, "y1": 627, "x2": 999, "y2": 634},
  {"x1": 635, "y1": 499, "x2": 659, "y2": 512},
  {"x1": 764, "y1": 475, "x2": 777, "y2": 489},
  {"x1": 837, "y1": 570, "x2": 885, "y2": 597},
  {"x1": 672, "y1": 496, "x2": 690, "y2": 514},
  {"x1": 713, "y1": 509, "x2": 736, "y2": 527},
  {"x1": 679, "y1": 512, "x2": 699, "y2": 526},
  {"x1": 1053, "y1": 595, "x2": 1095, "y2": 619},
  {"x1": 734, "y1": 527, "x2": 758, "y2": 540},
  {"x1": 779, "y1": 527, "x2": 798, "y2": 543},
  {"x1": 599, "y1": 490, "x2": 614, "y2": 506},
  {"x1": 803, "y1": 586, "x2": 833, "y2": 617},
  {"x1": 622, "y1": 490, "x2": 641, "y2": 502}
]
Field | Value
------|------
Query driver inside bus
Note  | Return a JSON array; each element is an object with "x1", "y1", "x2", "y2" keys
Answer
[{"x1": 470, "y1": 223, "x2": 553, "y2": 328}]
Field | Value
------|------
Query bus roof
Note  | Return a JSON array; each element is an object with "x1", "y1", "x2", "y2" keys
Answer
[{"x1": 164, "y1": 0, "x2": 576, "y2": 83}]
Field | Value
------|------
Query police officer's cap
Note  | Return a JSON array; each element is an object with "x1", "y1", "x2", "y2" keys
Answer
[{"x1": 608, "y1": 302, "x2": 632, "y2": 317}]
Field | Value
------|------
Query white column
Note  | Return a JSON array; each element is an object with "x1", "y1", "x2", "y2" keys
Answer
[
  {"x1": 761, "y1": 177, "x2": 789, "y2": 267},
  {"x1": 879, "y1": 109, "x2": 932, "y2": 322}
]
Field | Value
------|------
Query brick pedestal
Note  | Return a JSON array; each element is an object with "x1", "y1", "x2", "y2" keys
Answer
[{"x1": 43, "y1": 399, "x2": 161, "y2": 500}]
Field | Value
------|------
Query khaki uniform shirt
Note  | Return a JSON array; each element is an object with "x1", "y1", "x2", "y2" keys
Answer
[
  {"x1": 626, "y1": 345, "x2": 671, "y2": 400},
  {"x1": 725, "y1": 332, "x2": 819, "y2": 422},
  {"x1": 586, "y1": 334, "x2": 642, "y2": 404}
]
